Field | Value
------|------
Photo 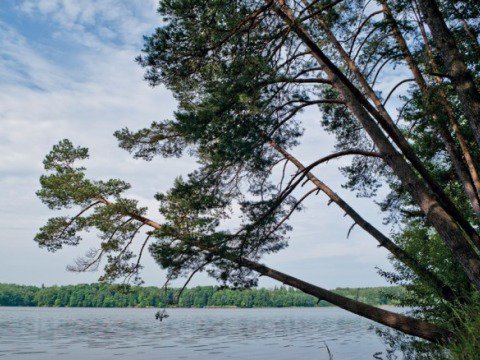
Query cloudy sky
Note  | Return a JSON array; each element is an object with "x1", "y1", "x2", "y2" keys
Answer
[{"x1": 0, "y1": 0, "x2": 397, "y2": 289}]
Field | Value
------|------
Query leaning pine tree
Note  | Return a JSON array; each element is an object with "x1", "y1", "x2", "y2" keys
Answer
[{"x1": 36, "y1": 0, "x2": 480, "y2": 357}]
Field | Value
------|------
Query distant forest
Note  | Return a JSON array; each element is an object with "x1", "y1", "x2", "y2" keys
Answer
[{"x1": 0, "y1": 283, "x2": 403, "y2": 308}]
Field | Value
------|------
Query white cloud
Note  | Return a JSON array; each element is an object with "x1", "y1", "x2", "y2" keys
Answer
[
  {"x1": 18, "y1": 0, "x2": 159, "y2": 47},
  {"x1": 0, "y1": 11, "x2": 194, "y2": 286}
]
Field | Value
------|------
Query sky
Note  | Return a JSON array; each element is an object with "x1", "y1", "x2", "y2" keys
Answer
[{"x1": 0, "y1": 0, "x2": 398, "y2": 289}]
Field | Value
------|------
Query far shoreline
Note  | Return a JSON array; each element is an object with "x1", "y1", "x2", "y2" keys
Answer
[
  {"x1": 0, "y1": 283, "x2": 403, "y2": 309},
  {"x1": 0, "y1": 304, "x2": 402, "y2": 310}
]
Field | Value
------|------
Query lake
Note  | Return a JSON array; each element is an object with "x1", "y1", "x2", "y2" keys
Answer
[{"x1": 0, "y1": 307, "x2": 391, "y2": 359}]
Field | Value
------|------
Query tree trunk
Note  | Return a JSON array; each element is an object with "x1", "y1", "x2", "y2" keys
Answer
[
  {"x1": 238, "y1": 257, "x2": 452, "y2": 344},
  {"x1": 413, "y1": 5, "x2": 480, "y2": 204},
  {"x1": 299, "y1": 0, "x2": 480, "y2": 249},
  {"x1": 273, "y1": 0, "x2": 480, "y2": 290},
  {"x1": 381, "y1": 0, "x2": 480, "y2": 221},
  {"x1": 417, "y1": 0, "x2": 480, "y2": 149}
]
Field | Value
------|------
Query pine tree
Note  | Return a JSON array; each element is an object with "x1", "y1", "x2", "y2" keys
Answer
[{"x1": 35, "y1": 0, "x2": 480, "y2": 352}]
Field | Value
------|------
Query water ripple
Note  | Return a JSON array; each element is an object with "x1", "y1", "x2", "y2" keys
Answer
[{"x1": 0, "y1": 307, "x2": 391, "y2": 359}]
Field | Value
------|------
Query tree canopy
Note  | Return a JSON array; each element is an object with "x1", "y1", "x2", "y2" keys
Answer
[{"x1": 35, "y1": 0, "x2": 480, "y2": 356}]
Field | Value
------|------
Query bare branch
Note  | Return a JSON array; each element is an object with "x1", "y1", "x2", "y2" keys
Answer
[
  {"x1": 382, "y1": 78, "x2": 415, "y2": 106},
  {"x1": 56, "y1": 201, "x2": 100, "y2": 241},
  {"x1": 347, "y1": 222, "x2": 357, "y2": 238},
  {"x1": 349, "y1": 10, "x2": 384, "y2": 57},
  {"x1": 266, "y1": 188, "x2": 317, "y2": 238},
  {"x1": 174, "y1": 261, "x2": 212, "y2": 304},
  {"x1": 291, "y1": 149, "x2": 382, "y2": 184},
  {"x1": 369, "y1": 54, "x2": 401, "y2": 86}
]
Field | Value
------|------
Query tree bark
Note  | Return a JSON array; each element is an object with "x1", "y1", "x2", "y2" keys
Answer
[
  {"x1": 238, "y1": 257, "x2": 452, "y2": 344},
  {"x1": 381, "y1": 0, "x2": 480, "y2": 221},
  {"x1": 299, "y1": 0, "x2": 480, "y2": 249},
  {"x1": 417, "y1": 0, "x2": 480, "y2": 149},
  {"x1": 273, "y1": 0, "x2": 480, "y2": 290},
  {"x1": 413, "y1": 4, "x2": 480, "y2": 205}
]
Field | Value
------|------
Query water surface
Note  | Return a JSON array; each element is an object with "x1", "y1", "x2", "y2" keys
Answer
[{"x1": 0, "y1": 307, "x2": 390, "y2": 359}]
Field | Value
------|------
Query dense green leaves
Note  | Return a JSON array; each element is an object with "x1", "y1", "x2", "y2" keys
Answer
[
  {"x1": 35, "y1": 0, "x2": 480, "y2": 355},
  {"x1": 0, "y1": 283, "x2": 402, "y2": 308},
  {"x1": 130, "y1": 0, "x2": 480, "y2": 354}
]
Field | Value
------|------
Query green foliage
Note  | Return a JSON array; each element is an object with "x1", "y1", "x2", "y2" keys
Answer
[
  {"x1": 0, "y1": 283, "x2": 402, "y2": 308},
  {"x1": 34, "y1": 0, "x2": 480, "y2": 357},
  {"x1": 448, "y1": 301, "x2": 480, "y2": 359},
  {"x1": 34, "y1": 141, "x2": 151, "y2": 283},
  {"x1": 130, "y1": 1, "x2": 480, "y2": 356},
  {"x1": 37, "y1": 140, "x2": 131, "y2": 210}
]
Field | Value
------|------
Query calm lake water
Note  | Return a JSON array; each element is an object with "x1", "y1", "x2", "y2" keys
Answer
[{"x1": 0, "y1": 307, "x2": 391, "y2": 359}]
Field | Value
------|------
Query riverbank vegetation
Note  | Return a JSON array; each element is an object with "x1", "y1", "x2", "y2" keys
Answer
[{"x1": 0, "y1": 284, "x2": 402, "y2": 308}]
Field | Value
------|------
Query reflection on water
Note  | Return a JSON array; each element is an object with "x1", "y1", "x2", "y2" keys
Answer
[{"x1": 0, "y1": 307, "x2": 389, "y2": 359}]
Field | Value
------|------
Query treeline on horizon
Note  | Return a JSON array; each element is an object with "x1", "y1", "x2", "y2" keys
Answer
[{"x1": 0, "y1": 283, "x2": 403, "y2": 308}]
